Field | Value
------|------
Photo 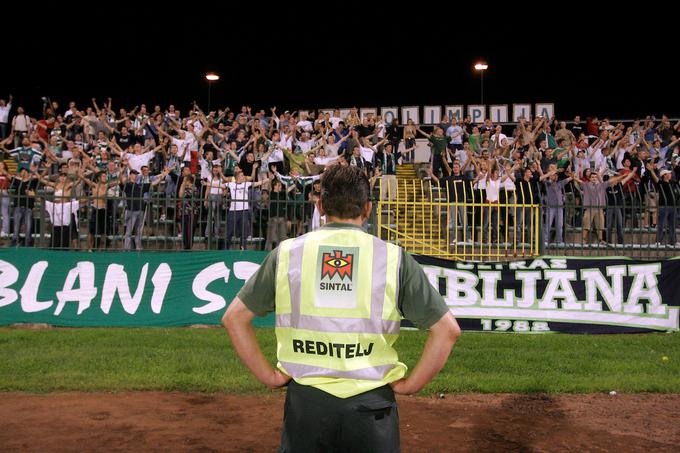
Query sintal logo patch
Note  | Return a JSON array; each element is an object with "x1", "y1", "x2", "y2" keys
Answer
[{"x1": 321, "y1": 250, "x2": 353, "y2": 280}]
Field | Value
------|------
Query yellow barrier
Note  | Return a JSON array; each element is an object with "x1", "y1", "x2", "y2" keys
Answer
[{"x1": 375, "y1": 177, "x2": 541, "y2": 262}]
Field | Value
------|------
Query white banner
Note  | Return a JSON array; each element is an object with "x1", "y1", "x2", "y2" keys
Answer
[
  {"x1": 315, "y1": 103, "x2": 557, "y2": 124},
  {"x1": 401, "y1": 106, "x2": 420, "y2": 125},
  {"x1": 360, "y1": 107, "x2": 377, "y2": 120},
  {"x1": 445, "y1": 105, "x2": 464, "y2": 121},
  {"x1": 490, "y1": 105, "x2": 509, "y2": 123},
  {"x1": 467, "y1": 105, "x2": 486, "y2": 124},
  {"x1": 535, "y1": 103, "x2": 554, "y2": 120},
  {"x1": 423, "y1": 106, "x2": 442, "y2": 125},
  {"x1": 512, "y1": 104, "x2": 532, "y2": 122},
  {"x1": 381, "y1": 107, "x2": 399, "y2": 125}
]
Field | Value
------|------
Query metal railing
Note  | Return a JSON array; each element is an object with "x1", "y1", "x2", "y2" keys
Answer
[
  {"x1": 374, "y1": 178, "x2": 541, "y2": 261},
  {"x1": 0, "y1": 190, "x2": 316, "y2": 251},
  {"x1": 1, "y1": 180, "x2": 678, "y2": 260},
  {"x1": 374, "y1": 177, "x2": 679, "y2": 261}
]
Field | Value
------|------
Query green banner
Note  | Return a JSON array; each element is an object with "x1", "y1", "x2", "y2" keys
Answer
[
  {"x1": 0, "y1": 250, "x2": 270, "y2": 327},
  {"x1": 2, "y1": 250, "x2": 678, "y2": 333}
]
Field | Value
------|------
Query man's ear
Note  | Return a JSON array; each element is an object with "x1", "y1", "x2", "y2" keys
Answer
[
  {"x1": 362, "y1": 200, "x2": 372, "y2": 221},
  {"x1": 317, "y1": 198, "x2": 326, "y2": 217}
]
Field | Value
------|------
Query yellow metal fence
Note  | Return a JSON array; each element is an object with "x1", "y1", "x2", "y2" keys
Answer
[{"x1": 375, "y1": 178, "x2": 541, "y2": 262}]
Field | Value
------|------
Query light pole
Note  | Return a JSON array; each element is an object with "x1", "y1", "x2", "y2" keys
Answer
[
  {"x1": 205, "y1": 73, "x2": 219, "y2": 111},
  {"x1": 474, "y1": 63, "x2": 488, "y2": 105}
]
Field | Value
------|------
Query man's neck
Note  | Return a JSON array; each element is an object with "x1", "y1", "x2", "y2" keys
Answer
[{"x1": 326, "y1": 216, "x2": 364, "y2": 226}]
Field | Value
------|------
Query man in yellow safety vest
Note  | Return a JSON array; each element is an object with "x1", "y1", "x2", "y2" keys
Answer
[{"x1": 223, "y1": 164, "x2": 460, "y2": 452}]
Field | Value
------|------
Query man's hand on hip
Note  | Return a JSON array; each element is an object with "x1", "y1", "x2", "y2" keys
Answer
[{"x1": 267, "y1": 370, "x2": 292, "y2": 389}]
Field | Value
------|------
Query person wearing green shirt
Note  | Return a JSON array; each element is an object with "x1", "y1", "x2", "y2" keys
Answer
[
  {"x1": 3, "y1": 137, "x2": 43, "y2": 171},
  {"x1": 417, "y1": 125, "x2": 448, "y2": 178},
  {"x1": 468, "y1": 126, "x2": 481, "y2": 153}
]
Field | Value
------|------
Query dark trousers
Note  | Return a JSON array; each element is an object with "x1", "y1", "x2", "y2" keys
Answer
[
  {"x1": 657, "y1": 206, "x2": 677, "y2": 244},
  {"x1": 226, "y1": 210, "x2": 250, "y2": 249},
  {"x1": 182, "y1": 213, "x2": 195, "y2": 249},
  {"x1": 431, "y1": 153, "x2": 443, "y2": 179},
  {"x1": 106, "y1": 199, "x2": 117, "y2": 236},
  {"x1": 0, "y1": 122, "x2": 8, "y2": 140},
  {"x1": 403, "y1": 138, "x2": 415, "y2": 162},
  {"x1": 51, "y1": 226, "x2": 71, "y2": 249},
  {"x1": 12, "y1": 206, "x2": 32, "y2": 246},
  {"x1": 606, "y1": 207, "x2": 624, "y2": 244},
  {"x1": 279, "y1": 380, "x2": 400, "y2": 453}
]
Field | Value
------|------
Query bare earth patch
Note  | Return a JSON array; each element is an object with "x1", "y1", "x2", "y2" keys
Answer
[{"x1": 1, "y1": 392, "x2": 678, "y2": 452}]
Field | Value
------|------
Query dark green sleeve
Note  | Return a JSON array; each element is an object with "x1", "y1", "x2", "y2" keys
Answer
[
  {"x1": 398, "y1": 251, "x2": 449, "y2": 330},
  {"x1": 236, "y1": 248, "x2": 278, "y2": 317}
]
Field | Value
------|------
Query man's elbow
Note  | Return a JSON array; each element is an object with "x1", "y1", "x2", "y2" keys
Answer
[
  {"x1": 221, "y1": 310, "x2": 232, "y2": 330},
  {"x1": 450, "y1": 322, "x2": 462, "y2": 342},
  {"x1": 445, "y1": 314, "x2": 462, "y2": 344},
  {"x1": 221, "y1": 302, "x2": 238, "y2": 331},
  {"x1": 222, "y1": 297, "x2": 252, "y2": 332},
  {"x1": 432, "y1": 312, "x2": 461, "y2": 344}
]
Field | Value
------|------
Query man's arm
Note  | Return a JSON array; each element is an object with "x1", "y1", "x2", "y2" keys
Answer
[
  {"x1": 222, "y1": 297, "x2": 291, "y2": 388},
  {"x1": 150, "y1": 168, "x2": 170, "y2": 187},
  {"x1": 390, "y1": 312, "x2": 460, "y2": 395},
  {"x1": 416, "y1": 126, "x2": 430, "y2": 138}
]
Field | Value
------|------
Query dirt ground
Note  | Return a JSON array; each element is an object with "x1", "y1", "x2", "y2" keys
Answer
[{"x1": 1, "y1": 392, "x2": 679, "y2": 452}]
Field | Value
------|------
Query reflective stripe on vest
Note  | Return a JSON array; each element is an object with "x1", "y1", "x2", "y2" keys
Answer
[
  {"x1": 274, "y1": 228, "x2": 403, "y2": 389},
  {"x1": 277, "y1": 234, "x2": 399, "y2": 335},
  {"x1": 278, "y1": 362, "x2": 395, "y2": 380}
]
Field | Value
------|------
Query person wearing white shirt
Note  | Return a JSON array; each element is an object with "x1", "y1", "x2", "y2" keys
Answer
[
  {"x1": 573, "y1": 149, "x2": 591, "y2": 177},
  {"x1": 203, "y1": 164, "x2": 228, "y2": 242},
  {"x1": 323, "y1": 130, "x2": 350, "y2": 158},
  {"x1": 267, "y1": 145, "x2": 285, "y2": 165},
  {"x1": 192, "y1": 119, "x2": 203, "y2": 134},
  {"x1": 348, "y1": 147, "x2": 369, "y2": 174},
  {"x1": 310, "y1": 180, "x2": 325, "y2": 231},
  {"x1": 297, "y1": 118, "x2": 313, "y2": 132},
  {"x1": 11, "y1": 106, "x2": 31, "y2": 147},
  {"x1": 157, "y1": 126, "x2": 194, "y2": 162},
  {"x1": 588, "y1": 139, "x2": 608, "y2": 171},
  {"x1": 612, "y1": 139, "x2": 635, "y2": 170},
  {"x1": 482, "y1": 167, "x2": 502, "y2": 243},
  {"x1": 490, "y1": 132, "x2": 508, "y2": 146},
  {"x1": 225, "y1": 169, "x2": 270, "y2": 250},
  {"x1": 278, "y1": 127, "x2": 294, "y2": 151},
  {"x1": 199, "y1": 150, "x2": 222, "y2": 181},
  {"x1": 0, "y1": 95, "x2": 12, "y2": 139},
  {"x1": 500, "y1": 162, "x2": 518, "y2": 242},
  {"x1": 265, "y1": 132, "x2": 286, "y2": 173},
  {"x1": 314, "y1": 147, "x2": 340, "y2": 167},
  {"x1": 358, "y1": 136, "x2": 388, "y2": 165},
  {"x1": 329, "y1": 110, "x2": 343, "y2": 129},
  {"x1": 445, "y1": 118, "x2": 464, "y2": 150},
  {"x1": 455, "y1": 145, "x2": 469, "y2": 170},
  {"x1": 295, "y1": 133, "x2": 316, "y2": 154},
  {"x1": 375, "y1": 116, "x2": 386, "y2": 139},
  {"x1": 122, "y1": 142, "x2": 162, "y2": 172},
  {"x1": 44, "y1": 198, "x2": 79, "y2": 249}
]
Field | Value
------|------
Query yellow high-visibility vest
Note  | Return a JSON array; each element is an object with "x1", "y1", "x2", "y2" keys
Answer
[{"x1": 275, "y1": 227, "x2": 406, "y2": 398}]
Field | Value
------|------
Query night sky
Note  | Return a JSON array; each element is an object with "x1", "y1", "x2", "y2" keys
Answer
[{"x1": 5, "y1": 4, "x2": 678, "y2": 121}]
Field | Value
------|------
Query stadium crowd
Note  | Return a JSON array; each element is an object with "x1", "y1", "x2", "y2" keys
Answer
[{"x1": 0, "y1": 93, "x2": 679, "y2": 251}]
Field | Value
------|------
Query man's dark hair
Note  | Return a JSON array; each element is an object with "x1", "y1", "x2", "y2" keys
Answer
[{"x1": 320, "y1": 165, "x2": 369, "y2": 219}]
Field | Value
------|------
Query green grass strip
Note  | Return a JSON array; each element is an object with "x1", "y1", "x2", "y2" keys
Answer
[{"x1": 1, "y1": 328, "x2": 679, "y2": 394}]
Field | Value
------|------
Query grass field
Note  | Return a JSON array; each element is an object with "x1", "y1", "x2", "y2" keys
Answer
[{"x1": 1, "y1": 328, "x2": 679, "y2": 394}]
